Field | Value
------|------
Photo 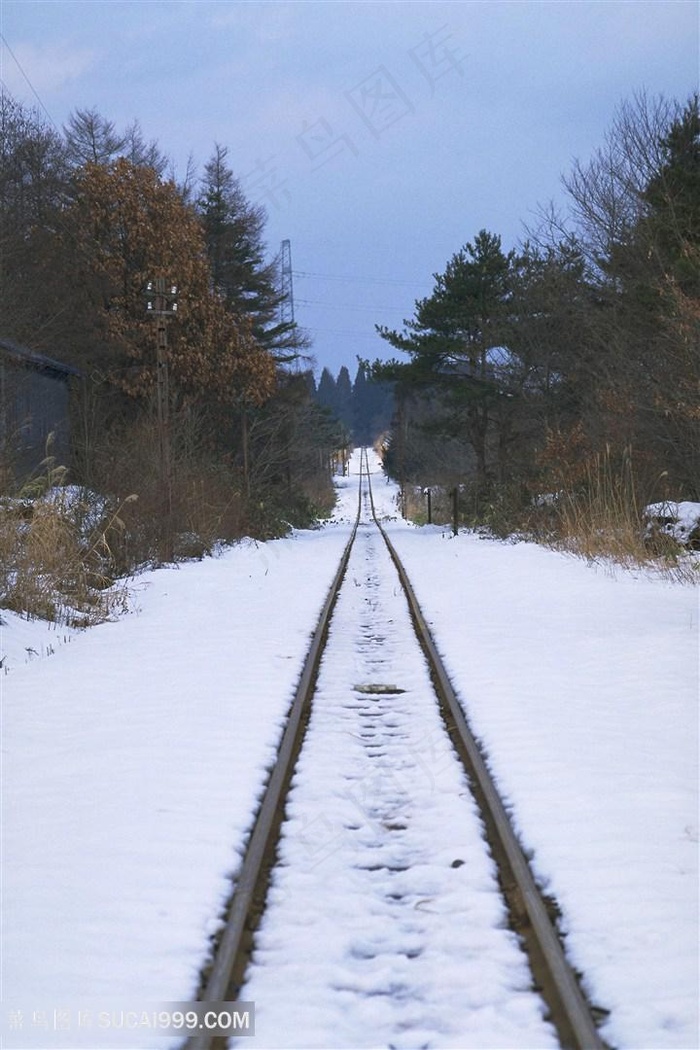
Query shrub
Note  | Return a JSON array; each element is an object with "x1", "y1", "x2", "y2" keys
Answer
[{"x1": 0, "y1": 482, "x2": 132, "y2": 626}]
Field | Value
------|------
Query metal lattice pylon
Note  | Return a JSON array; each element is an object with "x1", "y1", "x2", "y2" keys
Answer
[{"x1": 279, "y1": 239, "x2": 294, "y2": 327}]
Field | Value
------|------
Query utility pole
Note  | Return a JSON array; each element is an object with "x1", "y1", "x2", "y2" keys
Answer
[
  {"x1": 145, "y1": 278, "x2": 178, "y2": 561},
  {"x1": 397, "y1": 387, "x2": 406, "y2": 518}
]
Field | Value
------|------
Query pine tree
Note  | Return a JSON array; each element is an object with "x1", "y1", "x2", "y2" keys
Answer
[
  {"x1": 376, "y1": 230, "x2": 517, "y2": 491},
  {"x1": 302, "y1": 369, "x2": 317, "y2": 399},
  {"x1": 352, "y1": 363, "x2": 370, "y2": 444},
  {"x1": 643, "y1": 93, "x2": 699, "y2": 295},
  {"x1": 353, "y1": 362, "x2": 394, "y2": 445},
  {"x1": 335, "y1": 365, "x2": 354, "y2": 433},
  {"x1": 316, "y1": 367, "x2": 338, "y2": 416},
  {"x1": 0, "y1": 93, "x2": 70, "y2": 344},
  {"x1": 565, "y1": 93, "x2": 700, "y2": 494},
  {"x1": 197, "y1": 144, "x2": 306, "y2": 362}
]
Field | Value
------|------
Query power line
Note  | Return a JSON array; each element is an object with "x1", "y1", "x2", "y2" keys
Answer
[
  {"x1": 0, "y1": 33, "x2": 57, "y2": 129},
  {"x1": 293, "y1": 269, "x2": 418, "y2": 288},
  {"x1": 306, "y1": 327, "x2": 388, "y2": 338},
  {"x1": 296, "y1": 298, "x2": 408, "y2": 313}
]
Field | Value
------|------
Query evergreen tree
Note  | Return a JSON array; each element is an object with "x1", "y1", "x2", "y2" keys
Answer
[
  {"x1": 335, "y1": 365, "x2": 354, "y2": 433},
  {"x1": 197, "y1": 144, "x2": 307, "y2": 362},
  {"x1": 316, "y1": 367, "x2": 338, "y2": 417},
  {"x1": 376, "y1": 230, "x2": 517, "y2": 491},
  {"x1": 0, "y1": 93, "x2": 70, "y2": 344},
  {"x1": 302, "y1": 369, "x2": 317, "y2": 399},
  {"x1": 352, "y1": 363, "x2": 370, "y2": 444},
  {"x1": 643, "y1": 93, "x2": 699, "y2": 294},
  {"x1": 564, "y1": 92, "x2": 700, "y2": 494},
  {"x1": 353, "y1": 362, "x2": 394, "y2": 445}
]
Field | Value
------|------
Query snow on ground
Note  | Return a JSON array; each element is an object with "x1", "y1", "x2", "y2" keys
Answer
[
  {"x1": 1, "y1": 525, "x2": 353, "y2": 1048},
  {"x1": 645, "y1": 500, "x2": 700, "y2": 547},
  {"x1": 0, "y1": 612, "x2": 76, "y2": 676},
  {"x1": 383, "y1": 506, "x2": 699, "y2": 1045},
  {"x1": 1, "y1": 449, "x2": 698, "y2": 1049}
]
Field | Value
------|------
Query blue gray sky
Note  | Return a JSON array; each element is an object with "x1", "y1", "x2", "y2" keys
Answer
[{"x1": 1, "y1": 1, "x2": 697, "y2": 379}]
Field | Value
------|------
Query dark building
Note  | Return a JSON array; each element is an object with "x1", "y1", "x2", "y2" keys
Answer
[{"x1": 0, "y1": 338, "x2": 82, "y2": 481}]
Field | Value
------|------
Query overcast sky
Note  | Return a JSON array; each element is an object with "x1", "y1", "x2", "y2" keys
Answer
[{"x1": 1, "y1": 1, "x2": 697, "y2": 379}]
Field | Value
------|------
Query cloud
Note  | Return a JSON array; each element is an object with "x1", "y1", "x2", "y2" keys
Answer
[
  {"x1": 1, "y1": 38, "x2": 97, "y2": 103},
  {"x1": 0, "y1": 0, "x2": 695, "y2": 379}
]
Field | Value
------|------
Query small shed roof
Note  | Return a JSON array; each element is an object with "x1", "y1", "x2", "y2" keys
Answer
[{"x1": 0, "y1": 338, "x2": 82, "y2": 379}]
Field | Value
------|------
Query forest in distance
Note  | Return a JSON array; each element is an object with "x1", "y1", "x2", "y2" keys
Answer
[
  {"x1": 313, "y1": 364, "x2": 394, "y2": 448},
  {"x1": 0, "y1": 87, "x2": 698, "y2": 625}
]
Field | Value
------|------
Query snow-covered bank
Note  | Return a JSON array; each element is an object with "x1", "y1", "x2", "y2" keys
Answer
[
  {"x1": 1, "y1": 450, "x2": 698, "y2": 1049},
  {"x1": 1, "y1": 526, "x2": 353, "y2": 1048},
  {"x1": 387, "y1": 525, "x2": 699, "y2": 1050}
]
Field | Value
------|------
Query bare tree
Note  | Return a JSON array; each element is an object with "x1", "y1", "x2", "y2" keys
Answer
[
  {"x1": 63, "y1": 107, "x2": 127, "y2": 167},
  {"x1": 563, "y1": 91, "x2": 680, "y2": 274}
]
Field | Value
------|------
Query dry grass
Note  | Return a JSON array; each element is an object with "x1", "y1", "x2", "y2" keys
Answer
[
  {"x1": 539, "y1": 447, "x2": 697, "y2": 581},
  {"x1": 0, "y1": 425, "x2": 249, "y2": 624},
  {"x1": 0, "y1": 485, "x2": 132, "y2": 626},
  {"x1": 0, "y1": 409, "x2": 340, "y2": 624},
  {"x1": 400, "y1": 446, "x2": 698, "y2": 583},
  {"x1": 550, "y1": 447, "x2": 648, "y2": 563},
  {"x1": 402, "y1": 484, "x2": 454, "y2": 525}
]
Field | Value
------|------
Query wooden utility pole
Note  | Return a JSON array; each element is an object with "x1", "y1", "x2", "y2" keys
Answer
[
  {"x1": 397, "y1": 388, "x2": 406, "y2": 517},
  {"x1": 145, "y1": 278, "x2": 178, "y2": 561}
]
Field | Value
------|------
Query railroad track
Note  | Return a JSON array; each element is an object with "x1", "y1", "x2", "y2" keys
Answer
[{"x1": 186, "y1": 449, "x2": 605, "y2": 1050}]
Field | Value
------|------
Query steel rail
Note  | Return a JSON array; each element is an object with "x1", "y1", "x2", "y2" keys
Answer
[
  {"x1": 363, "y1": 447, "x2": 605, "y2": 1050},
  {"x1": 185, "y1": 465, "x2": 364, "y2": 1050}
]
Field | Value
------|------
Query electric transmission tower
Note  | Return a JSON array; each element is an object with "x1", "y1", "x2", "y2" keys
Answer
[{"x1": 279, "y1": 239, "x2": 295, "y2": 327}]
